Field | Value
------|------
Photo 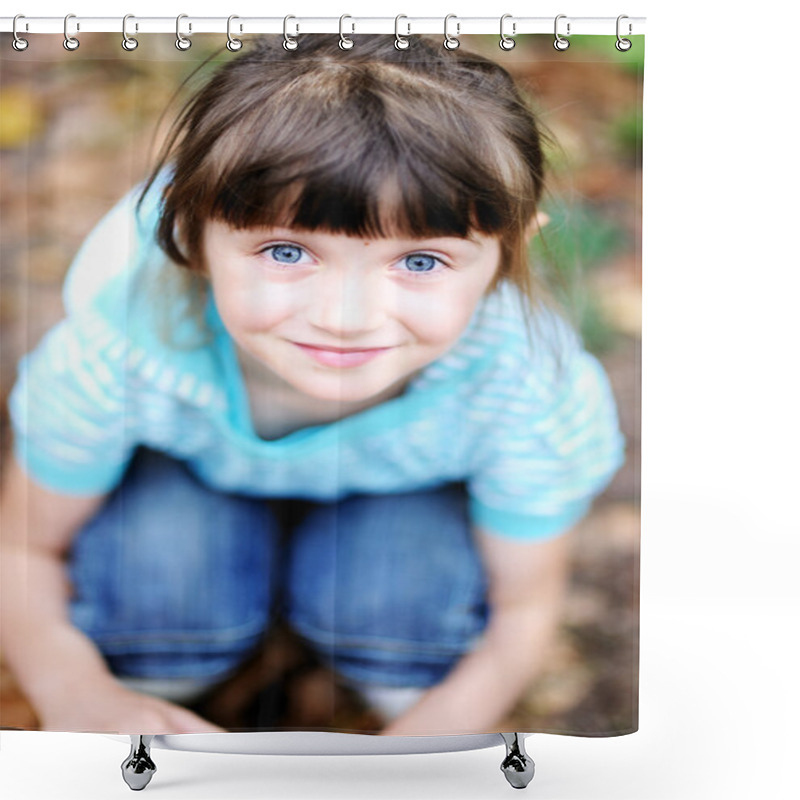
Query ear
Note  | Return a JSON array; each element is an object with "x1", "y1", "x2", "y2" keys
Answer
[
  {"x1": 173, "y1": 216, "x2": 206, "y2": 273},
  {"x1": 526, "y1": 211, "x2": 550, "y2": 240}
]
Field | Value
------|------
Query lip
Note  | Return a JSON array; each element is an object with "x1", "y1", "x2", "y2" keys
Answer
[{"x1": 293, "y1": 342, "x2": 394, "y2": 368}]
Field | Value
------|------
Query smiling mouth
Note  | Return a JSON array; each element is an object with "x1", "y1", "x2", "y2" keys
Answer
[
  {"x1": 292, "y1": 341, "x2": 394, "y2": 368},
  {"x1": 295, "y1": 342, "x2": 390, "y2": 353}
]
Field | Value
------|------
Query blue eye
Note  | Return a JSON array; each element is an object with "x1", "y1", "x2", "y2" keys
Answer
[
  {"x1": 403, "y1": 253, "x2": 440, "y2": 273},
  {"x1": 268, "y1": 244, "x2": 304, "y2": 264}
]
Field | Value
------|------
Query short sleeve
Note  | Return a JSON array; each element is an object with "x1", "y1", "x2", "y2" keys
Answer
[
  {"x1": 7, "y1": 313, "x2": 134, "y2": 496},
  {"x1": 468, "y1": 348, "x2": 625, "y2": 540},
  {"x1": 6, "y1": 176, "x2": 173, "y2": 495},
  {"x1": 63, "y1": 173, "x2": 165, "y2": 316}
]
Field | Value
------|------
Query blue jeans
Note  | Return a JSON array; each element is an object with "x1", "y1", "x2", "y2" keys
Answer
[{"x1": 67, "y1": 448, "x2": 489, "y2": 690}]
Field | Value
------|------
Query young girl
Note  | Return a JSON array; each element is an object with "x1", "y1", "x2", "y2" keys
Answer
[{"x1": 0, "y1": 35, "x2": 624, "y2": 736}]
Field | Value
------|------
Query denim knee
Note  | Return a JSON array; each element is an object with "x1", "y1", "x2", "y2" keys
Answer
[
  {"x1": 285, "y1": 484, "x2": 489, "y2": 687},
  {"x1": 67, "y1": 448, "x2": 281, "y2": 680}
]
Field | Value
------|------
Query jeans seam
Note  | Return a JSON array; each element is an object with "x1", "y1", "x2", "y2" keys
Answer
[
  {"x1": 84, "y1": 616, "x2": 268, "y2": 650},
  {"x1": 288, "y1": 617, "x2": 475, "y2": 657}
]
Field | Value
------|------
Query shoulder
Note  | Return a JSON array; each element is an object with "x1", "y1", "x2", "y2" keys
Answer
[
  {"x1": 60, "y1": 172, "x2": 175, "y2": 351},
  {"x1": 415, "y1": 281, "x2": 581, "y2": 405},
  {"x1": 62, "y1": 172, "x2": 167, "y2": 316},
  {"x1": 53, "y1": 172, "x2": 223, "y2": 403},
  {"x1": 476, "y1": 290, "x2": 618, "y2": 435},
  {"x1": 476, "y1": 282, "x2": 580, "y2": 377},
  {"x1": 418, "y1": 282, "x2": 622, "y2": 459}
]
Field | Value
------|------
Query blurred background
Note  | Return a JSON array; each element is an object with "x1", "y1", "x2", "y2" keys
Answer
[{"x1": 0, "y1": 33, "x2": 642, "y2": 735}]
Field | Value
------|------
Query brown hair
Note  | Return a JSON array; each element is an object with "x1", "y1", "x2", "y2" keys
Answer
[{"x1": 139, "y1": 34, "x2": 552, "y2": 327}]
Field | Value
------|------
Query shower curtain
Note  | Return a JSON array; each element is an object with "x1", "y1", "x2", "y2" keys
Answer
[{"x1": 0, "y1": 29, "x2": 642, "y2": 740}]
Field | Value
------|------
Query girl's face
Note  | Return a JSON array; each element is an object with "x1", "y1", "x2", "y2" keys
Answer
[{"x1": 202, "y1": 221, "x2": 501, "y2": 405}]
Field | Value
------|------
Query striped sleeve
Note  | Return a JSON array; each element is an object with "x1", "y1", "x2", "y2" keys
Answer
[
  {"x1": 468, "y1": 348, "x2": 625, "y2": 540},
  {"x1": 7, "y1": 314, "x2": 134, "y2": 495}
]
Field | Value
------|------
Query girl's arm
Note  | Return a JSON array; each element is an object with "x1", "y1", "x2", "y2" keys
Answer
[
  {"x1": 0, "y1": 453, "x2": 222, "y2": 733},
  {"x1": 380, "y1": 528, "x2": 571, "y2": 735}
]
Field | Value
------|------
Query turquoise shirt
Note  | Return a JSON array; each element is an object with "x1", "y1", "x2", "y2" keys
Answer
[{"x1": 8, "y1": 180, "x2": 625, "y2": 540}]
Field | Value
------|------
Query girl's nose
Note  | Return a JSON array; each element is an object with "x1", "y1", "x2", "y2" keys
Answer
[{"x1": 307, "y1": 269, "x2": 386, "y2": 338}]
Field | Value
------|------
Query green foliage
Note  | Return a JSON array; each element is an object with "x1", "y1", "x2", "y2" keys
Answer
[
  {"x1": 610, "y1": 109, "x2": 643, "y2": 161},
  {"x1": 533, "y1": 201, "x2": 626, "y2": 276},
  {"x1": 531, "y1": 201, "x2": 628, "y2": 353},
  {"x1": 572, "y1": 292, "x2": 620, "y2": 355}
]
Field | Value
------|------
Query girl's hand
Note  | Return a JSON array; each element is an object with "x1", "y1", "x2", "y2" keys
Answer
[{"x1": 37, "y1": 680, "x2": 225, "y2": 734}]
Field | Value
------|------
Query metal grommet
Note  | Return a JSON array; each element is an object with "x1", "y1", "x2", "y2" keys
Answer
[
  {"x1": 227, "y1": 15, "x2": 243, "y2": 51},
  {"x1": 122, "y1": 14, "x2": 139, "y2": 51},
  {"x1": 63, "y1": 13, "x2": 80, "y2": 51},
  {"x1": 12, "y1": 15, "x2": 29, "y2": 51},
  {"x1": 499, "y1": 14, "x2": 515, "y2": 50},
  {"x1": 443, "y1": 14, "x2": 459, "y2": 50},
  {"x1": 553, "y1": 14, "x2": 570, "y2": 51},
  {"x1": 175, "y1": 14, "x2": 192, "y2": 51},
  {"x1": 394, "y1": 15, "x2": 410, "y2": 50},
  {"x1": 616, "y1": 15, "x2": 632, "y2": 51},
  {"x1": 283, "y1": 15, "x2": 298, "y2": 50},
  {"x1": 339, "y1": 15, "x2": 354, "y2": 50}
]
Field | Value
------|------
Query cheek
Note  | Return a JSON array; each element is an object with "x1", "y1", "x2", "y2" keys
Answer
[
  {"x1": 218, "y1": 281, "x2": 297, "y2": 333},
  {"x1": 396, "y1": 289, "x2": 480, "y2": 345}
]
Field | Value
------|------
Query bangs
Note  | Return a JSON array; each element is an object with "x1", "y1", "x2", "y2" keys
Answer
[
  {"x1": 149, "y1": 36, "x2": 544, "y2": 267},
  {"x1": 208, "y1": 111, "x2": 521, "y2": 241},
  {"x1": 200, "y1": 58, "x2": 538, "y2": 241},
  {"x1": 212, "y1": 161, "x2": 509, "y2": 242}
]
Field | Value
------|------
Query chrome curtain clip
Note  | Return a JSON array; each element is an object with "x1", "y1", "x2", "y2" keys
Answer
[
  {"x1": 395, "y1": 14, "x2": 410, "y2": 50},
  {"x1": 64, "y1": 13, "x2": 79, "y2": 51},
  {"x1": 554, "y1": 14, "x2": 570, "y2": 51},
  {"x1": 122, "y1": 14, "x2": 138, "y2": 51},
  {"x1": 443, "y1": 14, "x2": 460, "y2": 50},
  {"x1": 499, "y1": 14, "x2": 516, "y2": 50},
  {"x1": 339, "y1": 14, "x2": 355, "y2": 50},
  {"x1": 283, "y1": 15, "x2": 298, "y2": 50},
  {"x1": 12, "y1": 14, "x2": 29, "y2": 51},
  {"x1": 175, "y1": 13, "x2": 192, "y2": 51},
  {"x1": 227, "y1": 15, "x2": 243, "y2": 51}
]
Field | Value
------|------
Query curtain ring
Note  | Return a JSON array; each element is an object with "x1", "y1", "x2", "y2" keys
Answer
[
  {"x1": 122, "y1": 14, "x2": 138, "y2": 51},
  {"x1": 175, "y1": 14, "x2": 192, "y2": 50},
  {"x1": 499, "y1": 14, "x2": 515, "y2": 50},
  {"x1": 339, "y1": 15, "x2": 354, "y2": 50},
  {"x1": 283, "y1": 15, "x2": 298, "y2": 50},
  {"x1": 443, "y1": 14, "x2": 459, "y2": 50},
  {"x1": 12, "y1": 15, "x2": 29, "y2": 51},
  {"x1": 553, "y1": 14, "x2": 570, "y2": 51},
  {"x1": 227, "y1": 15, "x2": 243, "y2": 51},
  {"x1": 63, "y1": 13, "x2": 79, "y2": 51},
  {"x1": 616, "y1": 15, "x2": 632, "y2": 51},
  {"x1": 394, "y1": 15, "x2": 410, "y2": 50}
]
